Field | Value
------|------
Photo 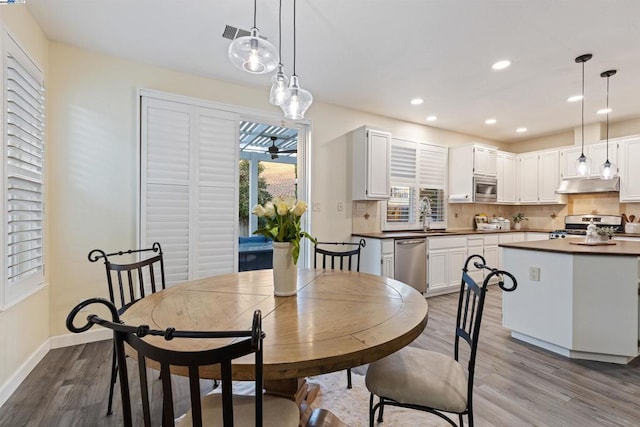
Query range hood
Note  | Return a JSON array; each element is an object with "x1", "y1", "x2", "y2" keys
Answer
[{"x1": 555, "y1": 176, "x2": 620, "y2": 194}]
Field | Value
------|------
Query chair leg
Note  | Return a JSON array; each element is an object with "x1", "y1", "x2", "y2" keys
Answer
[
  {"x1": 459, "y1": 413, "x2": 464, "y2": 426},
  {"x1": 347, "y1": 368, "x2": 352, "y2": 389},
  {"x1": 377, "y1": 397, "x2": 384, "y2": 423},
  {"x1": 369, "y1": 394, "x2": 375, "y2": 427},
  {"x1": 107, "y1": 342, "x2": 117, "y2": 416}
]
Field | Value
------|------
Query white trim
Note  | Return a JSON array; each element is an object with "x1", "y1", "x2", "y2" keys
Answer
[
  {"x1": 0, "y1": 338, "x2": 49, "y2": 408},
  {"x1": 0, "y1": 282, "x2": 46, "y2": 312},
  {"x1": 49, "y1": 327, "x2": 112, "y2": 349}
]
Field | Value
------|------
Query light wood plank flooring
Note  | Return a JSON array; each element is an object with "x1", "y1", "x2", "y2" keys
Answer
[{"x1": 1, "y1": 288, "x2": 639, "y2": 426}]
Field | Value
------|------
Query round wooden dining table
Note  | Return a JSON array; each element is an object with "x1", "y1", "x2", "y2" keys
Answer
[{"x1": 121, "y1": 268, "x2": 429, "y2": 424}]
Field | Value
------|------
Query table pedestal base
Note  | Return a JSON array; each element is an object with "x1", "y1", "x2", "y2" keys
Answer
[{"x1": 264, "y1": 378, "x2": 346, "y2": 427}]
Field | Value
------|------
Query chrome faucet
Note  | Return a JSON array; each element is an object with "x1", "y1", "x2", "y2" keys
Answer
[{"x1": 420, "y1": 197, "x2": 432, "y2": 231}]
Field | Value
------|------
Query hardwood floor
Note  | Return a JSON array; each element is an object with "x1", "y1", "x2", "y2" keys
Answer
[{"x1": 1, "y1": 287, "x2": 639, "y2": 426}]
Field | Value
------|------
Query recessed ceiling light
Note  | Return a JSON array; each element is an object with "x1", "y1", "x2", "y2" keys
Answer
[
  {"x1": 485, "y1": 118, "x2": 497, "y2": 125},
  {"x1": 492, "y1": 60, "x2": 511, "y2": 70},
  {"x1": 516, "y1": 127, "x2": 527, "y2": 133},
  {"x1": 567, "y1": 95, "x2": 583, "y2": 102},
  {"x1": 426, "y1": 116, "x2": 437, "y2": 122},
  {"x1": 410, "y1": 98, "x2": 424, "y2": 105},
  {"x1": 597, "y1": 108, "x2": 612, "y2": 115}
]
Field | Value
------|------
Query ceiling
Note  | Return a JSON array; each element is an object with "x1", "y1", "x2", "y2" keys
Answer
[{"x1": 25, "y1": 0, "x2": 640, "y2": 144}]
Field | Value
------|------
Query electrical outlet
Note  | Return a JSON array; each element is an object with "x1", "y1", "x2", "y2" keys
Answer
[
  {"x1": 313, "y1": 202, "x2": 321, "y2": 212},
  {"x1": 529, "y1": 266, "x2": 540, "y2": 281},
  {"x1": 356, "y1": 202, "x2": 366, "y2": 214},
  {"x1": 337, "y1": 201, "x2": 344, "y2": 211}
]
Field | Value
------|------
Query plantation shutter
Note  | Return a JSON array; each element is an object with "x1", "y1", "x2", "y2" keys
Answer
[
  {"x1": 140, "y1": 95, "x2": 238, "y2": 285},
  {"x1": 3, "y1": 34, "x2": 45, "y2": 306}
]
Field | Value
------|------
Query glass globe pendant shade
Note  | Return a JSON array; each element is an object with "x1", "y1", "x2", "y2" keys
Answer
[
  {"x1": 269, "y1": 64, "x2": 289, "y2": 106},
  {"x1": 228, "y1": 27, "x2": 279, "y2": 74},
  {"x1": 575, "y1": 153, "x2": 591, "y2": 176},
  {"x1": 280, "y1": 75, "x2": 313, "y2": 120},
  {"x1": 600, "y1": 160, "x2": 616, "y2": 180}
]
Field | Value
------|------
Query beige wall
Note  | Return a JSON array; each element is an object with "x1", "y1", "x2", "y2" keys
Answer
[{"x1": 0, "y1": 5, "x2": 49, "y2": 395}]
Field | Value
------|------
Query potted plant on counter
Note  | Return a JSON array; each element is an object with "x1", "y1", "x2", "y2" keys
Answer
[
  {"x1": 513, "y1": 212, "x2": 527, "y2": 230},
  {"x1": 596, "y1": 226, "x2": 616, "y2": 241}
]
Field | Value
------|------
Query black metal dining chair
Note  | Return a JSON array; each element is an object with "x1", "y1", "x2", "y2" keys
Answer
[
  {"x1": 365, "y1": 255, "x2": 517, "y2": 426},
  {"x1": 88, "y1": 242, "x2": 166, "y2": 415},
  {"x1": 66, "y1": 298, "x2": 299, "y2": 427},
  {"x1": 313, "y1": 238, "x2": 366, "y2": 389}
]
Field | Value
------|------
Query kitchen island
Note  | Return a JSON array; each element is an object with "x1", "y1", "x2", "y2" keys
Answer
[{"x1": 501, "y1": 238, "x2": 640, "y2": 364}]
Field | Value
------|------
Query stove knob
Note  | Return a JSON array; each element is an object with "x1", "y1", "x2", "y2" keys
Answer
[{"x1": 561, "y1": 234, "x2": 566, "y2": 238}]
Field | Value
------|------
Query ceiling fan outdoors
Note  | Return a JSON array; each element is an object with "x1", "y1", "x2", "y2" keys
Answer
[{"x1": 266, "y1": 136, "x2": 297, "y2": 159}]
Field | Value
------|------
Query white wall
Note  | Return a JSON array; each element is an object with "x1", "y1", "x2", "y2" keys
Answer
[{"x1": 0, "y1": 5, "x2": 50, "y2": 402}]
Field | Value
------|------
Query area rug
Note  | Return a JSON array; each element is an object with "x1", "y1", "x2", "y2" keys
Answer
[
  {"x1": 207, "y1": 370, "x2": 450, "y2": 426},
  {"x1": 308, "y1": 370, "x2": 450, "y2": 427}
]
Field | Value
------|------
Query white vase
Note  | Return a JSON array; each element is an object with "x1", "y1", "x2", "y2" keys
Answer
[
  {"x1": 514, "y1": 222, "x2": 521, "y2": 230},
  {"x1": 272, "y1": 242, "x2": 298, "y2": 296}
]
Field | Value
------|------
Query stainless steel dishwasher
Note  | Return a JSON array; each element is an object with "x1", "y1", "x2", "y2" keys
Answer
[{"x1": 394, "y1": 238, "x2": 427, "y2": 294}]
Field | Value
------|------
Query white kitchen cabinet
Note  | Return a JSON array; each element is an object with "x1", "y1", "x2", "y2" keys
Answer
[
  {"x1": 517, "y1": 149, "x2": 561, "y2": 204},
  {"x1": 560, "y1": 142, "x2": 619, "y2": 179},
  {"x1": 498, "y1": 233, "x2": 515, "y2": 269},
  {"x1": 525, "y1": 232, "x2": 548, "y2": 241},
  {"x1": 356, "y1": 237, "x2": 394, "y2": 278},
  {"x1": 351, "y1": 126, "x2": 391, "y2": 200},
  {"x1": 474, "y1": 145, "x2": 498, "y2": 177},
  {"x1": 618, "y1": 136, "x2": 640, "y2": 202},
  {"x1": 466, "y1": 236, "x2": 484, "y2": 283},
  {"x1": 559, "y1": 145, "x2": 583, "y2": 179},
  {"x1": 448, "y1": 143, "x2": 497, "y2": 202},
  {"x1": 427, "y1": 236, "x2": 467, "y2": 295},
  {"x1": 497, "y1": 151, "x2": 516, "y2": 203},
  {"x1": 590, "y1": 141, "x2": 618, "y2": 177}
]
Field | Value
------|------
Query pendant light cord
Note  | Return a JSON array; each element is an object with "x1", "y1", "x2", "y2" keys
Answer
[
  {"x1": 253, "y1": 0, "x2": 257, "y2": 28},
  {"x1": 606, "y1": 75, "x2": 610, "y2": 161},
  {"x1": 581, "y1": 60, "x2": 585, "y2": 156},
  {"x1": 293, "y1": 0, "x2": 297, "y2": 76},
  {"x1": 278, "y1": 0, "x2": 282, "y2": 61}
]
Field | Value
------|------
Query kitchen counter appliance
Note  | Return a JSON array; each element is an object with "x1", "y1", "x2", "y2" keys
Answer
[
  {"x1": 549, "y1": 214, "x2": 623, "y2": 239},
  {"x1": 394, "y1": 238, "x2": 427, "y2": 293}
]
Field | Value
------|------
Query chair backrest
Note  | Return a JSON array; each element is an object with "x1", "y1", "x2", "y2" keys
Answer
[
  {"x1": 66, "y1": 298, "x2": 265, "y2": 427},
  {"x1": 455, "y1": 255, "x2": 517, "y2": 410},
  {"x1": 88, "y1": 242, "x2": 166, "y2": 311},
  {"x1": 313, "y1": 239, "x2": 366, "y2": 272}
]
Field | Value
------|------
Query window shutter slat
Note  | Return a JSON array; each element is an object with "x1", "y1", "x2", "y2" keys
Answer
[{"x1": 4, "y1": 42, "x2": 45, "y2": 293}]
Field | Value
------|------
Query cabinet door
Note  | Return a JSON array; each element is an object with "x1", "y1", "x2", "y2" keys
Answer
[
  {"x1": 448, "y1": 248, "x2": 468, "y2": 286},
  {"x1": 620, "y1": 139, "x2": 640, "y2": 201},
  {"x1": 538, "y1": 150, "x2": 559, "y2": 203},
  {"x1": 366, "y1": 130, "x2": 391, "y2": 199},
  {"x1": 485, "y1": 149, "x2": 498, "y2": 176},
  {"x1": 474, "y1": 146, "x2": 497, "y2": 177},
  {"x1": 519, "y1": 153, "x2": 539, "y2": 203},
  {"x1": 590, "y1": 141, "x2": 618, "y2": 177},
  {"x1": 381, "y1": 253, "x2": 394, "y2": 278},
  {"x1": 427, "y1": 249, "x2": 448, "y2": 291},
  {"x1": 498, "y1": 152, "x2": 516, "y2": 203},
  {"x1": 484, "y1": 245, "x2": 499, "y2": 271},
  {"x1": 560, "y1": 146, "x2": 583, "y2": 179}
]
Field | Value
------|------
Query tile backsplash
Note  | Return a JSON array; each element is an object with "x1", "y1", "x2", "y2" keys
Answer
[{"x1": 352, "y1": 194, "x2": 640, "y2": 233}]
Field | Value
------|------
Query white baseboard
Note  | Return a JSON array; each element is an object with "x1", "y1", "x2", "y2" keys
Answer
[
  {"x1": 0, "y1": 328, "x2": 111, "y2": 408},
  {"x1": 49, "y1": 328, "x2": 111, "y2": 349}
]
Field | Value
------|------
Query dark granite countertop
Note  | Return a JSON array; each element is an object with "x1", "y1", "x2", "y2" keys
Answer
[{"x1": 352, "y1": 229, "x2": 552, "y2": 239}]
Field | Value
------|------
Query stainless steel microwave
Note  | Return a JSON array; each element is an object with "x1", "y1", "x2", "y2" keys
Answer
[{"x1": 473, "y1": 176, "x2": 498, "y2": 202}]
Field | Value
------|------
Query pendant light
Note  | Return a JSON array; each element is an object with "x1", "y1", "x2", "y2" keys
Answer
[
  {"x1": 269, "y1": 0, "x2": 288, "y2": 106},
  {"x1": 280, "y1": 0, "x2": 313, "y2": 120},
  {"x1": 599, "y1": 69, "x2": 617, "y2": 179},
  {"x1": 575, "y1": 54, "x2": 592, "y2": 176},
  {"x1": 228, "y1": 0, "x2": 279, "y2": 74}
]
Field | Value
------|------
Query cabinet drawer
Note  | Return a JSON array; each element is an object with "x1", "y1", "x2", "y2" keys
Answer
[
  {"x1": 381, "y1": 239, "x2": 395, "y2": 254},
  {"x1": 427, "y1": 236, "x2": 467, "y2": 249},
  {"x1": 483, "y1": 234, "x2": 500, "y2": 245},
  {"x1": 467, "y1": 237, "x2": 484, "y2": 247}
]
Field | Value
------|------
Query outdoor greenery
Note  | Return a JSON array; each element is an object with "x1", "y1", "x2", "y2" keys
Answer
[{"x1": 239, "y1": 160, "x2": 272, "y2": 226}]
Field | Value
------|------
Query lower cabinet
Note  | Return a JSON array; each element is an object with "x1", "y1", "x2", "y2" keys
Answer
[
  {"x1": 427, "y1": 236, "x2": 467, "y2": 296},
  {"x1": 356, "y1": 237, "x2": 394, "y2": 278}
]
